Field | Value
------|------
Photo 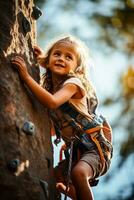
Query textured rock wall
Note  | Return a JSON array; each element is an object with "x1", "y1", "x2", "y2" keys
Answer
[{"x1": 0, "y1": 1, "x2": 56, "y2": 199}]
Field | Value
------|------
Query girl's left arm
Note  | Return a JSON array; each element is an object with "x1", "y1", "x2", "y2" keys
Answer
[{"x1": 11, "y1": 56, "x2": 78, "y2": 109}]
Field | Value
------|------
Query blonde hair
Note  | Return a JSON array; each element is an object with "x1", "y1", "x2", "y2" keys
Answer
[{"x1": 39, "y1": 34, "x2": 93, "y2": 93}]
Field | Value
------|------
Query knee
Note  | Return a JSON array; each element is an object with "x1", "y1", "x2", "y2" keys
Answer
[{"x1": 71, "y1": 165, "x2": 86, "y2": 183}]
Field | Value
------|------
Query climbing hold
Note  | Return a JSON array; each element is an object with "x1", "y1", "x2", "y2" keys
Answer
[
  {"x1": 22, "y1": 17, "x2": 31, "y2": 34},
  {"x1": 7, "y1": 159, "x2": 20, "y2": 173},
  {"x1": 22, "y1": 121, "x2": 35, "y2": 135},
  {"x1": 32, "y1": 6, "x2": 42, "y2": 20},
  {"x1": 39, "y1": 179, "x2": 49, "y2": 199}
]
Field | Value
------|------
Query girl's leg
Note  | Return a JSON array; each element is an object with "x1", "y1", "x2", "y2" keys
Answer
[
  {"x1": 54, "y1": 161, "x2": 77, "y2": 200},
  {"x1": 71, "y1": 160, "x2": 94, "y2": 200}
]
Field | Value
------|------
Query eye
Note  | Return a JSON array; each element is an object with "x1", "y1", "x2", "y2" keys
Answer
[
  {"x1": 66, "y1": 55, "x2": 73, "y2": 60},
  {"x1": 53, "y1": 51, "x2": 60, "y2": 56},
  {"x1": 54, "y1": 52, "x2": 60, "y2": 56}
]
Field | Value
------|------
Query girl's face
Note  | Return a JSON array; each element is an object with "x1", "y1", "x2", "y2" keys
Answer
[{"x1": 48, "y1": 41, "x2": 78, "y2": 76}]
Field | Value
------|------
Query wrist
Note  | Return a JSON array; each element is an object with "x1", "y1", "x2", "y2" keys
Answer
[{"x1": 23, "y1": 73, "x2": 31, "y2": 83}]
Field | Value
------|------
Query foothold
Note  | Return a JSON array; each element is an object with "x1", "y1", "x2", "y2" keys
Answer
[
  {"x1": 22, "y1": 121, "x2": 35, "y2": 135},
  {"x1": 22, "y1": 17, "x2": 31, "y2": 34},
  {"x1": 39, "y1": 179, "x2": 49, "y2": 199},
  {"x1": 7, "y1": 159, "x2": 20, "y2": 172},
  {"x1": 32, "y1": 6, "x2": 42, "y2": 20}
]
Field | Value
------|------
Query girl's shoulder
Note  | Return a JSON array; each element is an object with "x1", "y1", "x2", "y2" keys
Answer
[
  {"x1": 63, "y1": 76, "x2": 85, "y2": 90},
  {"x1": 63, "y1": 76, "x2": 86, "y2": 97}
]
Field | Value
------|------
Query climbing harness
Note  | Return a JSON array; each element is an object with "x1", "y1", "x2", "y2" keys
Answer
[
  {"x1": 51, "y1": 101, "x2": 113, "y2": 198},
  {"x1": 54, "y1": 102, "x2": 112, "y2": 171},
  {"x1": 59, "y1": 102, "x2": 112, "y2": 162}
]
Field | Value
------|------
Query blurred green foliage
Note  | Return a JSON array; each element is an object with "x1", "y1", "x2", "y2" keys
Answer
[{"x1": 34, "y1": 0, "x2": 134, "y2": 53}]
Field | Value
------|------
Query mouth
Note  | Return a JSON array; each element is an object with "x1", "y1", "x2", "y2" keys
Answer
[{"x1": 54, "y1": 63, "x2": 65, "y2": 68}]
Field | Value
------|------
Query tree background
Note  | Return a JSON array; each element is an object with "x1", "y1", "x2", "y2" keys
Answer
[{"x1": 34, "y1": 0, "x2": 134, "y2": 199}]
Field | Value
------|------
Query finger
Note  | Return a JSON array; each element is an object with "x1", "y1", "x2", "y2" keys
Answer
[
  {"x1": 34, "y1": 50, "x2": 41, "y2": 55},
  {"x1": 11, "y1": 61, "x2": 22, "y2": 69},
  {"x1": 11, "y1": 56, "x2": 25, "y2": 62},
  {"x1": 12, "y1": 61, "x2": 21, "y2": 65},
  {"x1": 11, "y1": 60, "x2": 21, "y2": 67},
  {"x1": 11, "y1": 59, "x2": 24, "y2": 67},
  {"x1": 11, "y1": 58, "x2": 20, "y2": 63},
  {"x1": 33, "y1": 45, "x2": 41, "y2": 50},
  {"x1": 15, "y1": 56, "x2": 24, "y2": 62},
  {"x1": 11, "y1": 59, "x2": 26, "y2": 68},
  {"x1": 15, "y1": 57, "x2": 25, "y2": 63},
  {"x1": 33, "y1": 46, "x2": 42, "y2": 54}
]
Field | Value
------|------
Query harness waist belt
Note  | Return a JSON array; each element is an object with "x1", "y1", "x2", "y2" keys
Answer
[{"x1": 60, "y1": 102, "x2": 105, "y2": 131}]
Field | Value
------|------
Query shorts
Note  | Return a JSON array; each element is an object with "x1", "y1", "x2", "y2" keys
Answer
[
  {"x1": 80, "y1": 149, "x2": 111, "y2": 178},
  {"x1": 54, "y1": 131, "x2": 112, "y2": 182}
]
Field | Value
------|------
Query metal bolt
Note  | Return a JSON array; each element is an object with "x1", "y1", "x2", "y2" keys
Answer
[
  {"x1": 7, "y1": 159, "x2": 20, "y2": 172},
  {"x1": 22, "y1": 121, "x2": 35, "y2": 135}
]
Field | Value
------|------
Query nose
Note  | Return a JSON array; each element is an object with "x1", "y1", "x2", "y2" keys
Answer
[{"x1": 58, "y1": 54, "x2": 64, "y2": 62}]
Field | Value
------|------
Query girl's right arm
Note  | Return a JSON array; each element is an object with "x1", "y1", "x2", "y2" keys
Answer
[{"x1": 11, "y1": 56, "x2": 78, "y2": 109}]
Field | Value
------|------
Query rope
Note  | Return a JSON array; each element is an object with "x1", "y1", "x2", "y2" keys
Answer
[{"x1": 64, "y1": 137, "x2": 75, "y2": 200}]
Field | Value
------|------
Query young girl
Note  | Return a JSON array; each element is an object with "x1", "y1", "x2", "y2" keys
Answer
[{"x1": 11, "y1": 35, "x2": 113, "y2": 200}]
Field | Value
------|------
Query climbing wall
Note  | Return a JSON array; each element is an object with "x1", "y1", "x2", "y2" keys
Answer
[{"x1": 0, "y1": 1, "x2": 56, "y2": 199}]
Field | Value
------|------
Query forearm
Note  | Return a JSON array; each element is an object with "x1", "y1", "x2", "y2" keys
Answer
[{"x1": 25, "y1": 75, "x2": 55, "y2": 108}]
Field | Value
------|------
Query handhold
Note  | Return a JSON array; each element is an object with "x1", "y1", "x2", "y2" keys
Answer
[
  {"x1": 22, "y1": 17, "x2": 31, "y2": 34},
  {"x1": 32, "y1": 6, "x2": 42, "y2": 20},
  {"x1": 22, "y1": 121, "x2": 35, "y2": 135},
  {"x1": 39, "y1": 179, "x2": 49, "y2": 199},
  {"x1": 7, "y1": 159, "x2": 20, "y2": 172}
]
